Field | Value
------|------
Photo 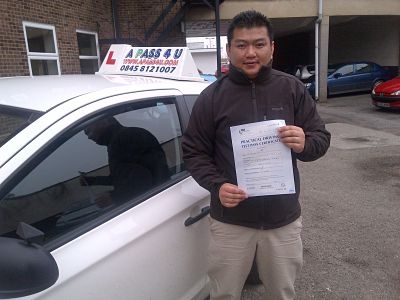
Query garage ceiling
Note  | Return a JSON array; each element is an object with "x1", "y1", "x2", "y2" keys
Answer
[{"x1": 185, "y1": 16, "x2": 362, "y2": 38}]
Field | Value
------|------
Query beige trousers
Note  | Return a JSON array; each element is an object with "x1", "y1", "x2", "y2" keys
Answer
[{"x1": 207, "y1": 216, "x2": 303, "y2": 300}]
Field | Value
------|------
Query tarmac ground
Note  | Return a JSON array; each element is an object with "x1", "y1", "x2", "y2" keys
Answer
[{"x1": 241, "y1": 93, "x2": 400, "y2": 299}]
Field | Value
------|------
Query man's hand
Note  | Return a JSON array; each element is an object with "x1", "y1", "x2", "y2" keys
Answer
[
  {"x1": 219, "y1": 183, "x2": 247, "y2": 208},
  {"x1": 278, "y1": 125, "x2": 305, "y2": 153}
]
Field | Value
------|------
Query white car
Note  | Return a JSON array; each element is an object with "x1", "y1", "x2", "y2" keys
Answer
[{"x1": 0, "y1": 45, "x2": 212, "y2": 300}]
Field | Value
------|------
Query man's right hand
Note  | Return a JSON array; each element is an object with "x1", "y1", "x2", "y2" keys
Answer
[{"x1": 219, "y1": 183, "x2": 247, "y2": 208}]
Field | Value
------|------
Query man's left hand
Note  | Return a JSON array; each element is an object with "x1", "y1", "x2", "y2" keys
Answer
[{"x1": 278, "y1": 125, "x2": 305, "y2": 153}]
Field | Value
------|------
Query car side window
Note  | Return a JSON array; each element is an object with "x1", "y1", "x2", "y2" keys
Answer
[
  {"x1": 0, "y1": 98, "x2": 185, "y2": 245},
  {"x1": 355, "y1": 63, "x2": 372, "y2": 74},
  {"x1": 183, "y1": 95, "x2": 200, "y2": 114},
  {"x1": 336, "y1": 64, "x2": 354, "y2": 76}
]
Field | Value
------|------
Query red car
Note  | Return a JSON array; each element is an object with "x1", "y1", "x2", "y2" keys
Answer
[
  {"x1": 215, "y1": 64, "x2": 230, "y2": 76},
  {"x1": 221, "y1": 63, "x2": 229, "y2": 74},
  {"x1": 371, "y1": 76, "x2": 400, "y2": 109}
]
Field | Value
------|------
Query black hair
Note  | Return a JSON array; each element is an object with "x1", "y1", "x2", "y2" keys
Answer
[{"x1": 227, "y1": 10, "x2": 274, "y2": 45}]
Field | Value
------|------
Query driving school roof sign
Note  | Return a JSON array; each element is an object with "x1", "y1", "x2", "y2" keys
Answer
[{"x1": 97, "y1": 44, "x2": 203, "y2": 81}]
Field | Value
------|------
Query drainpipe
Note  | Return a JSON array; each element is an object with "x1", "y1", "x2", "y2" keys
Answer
[
  {"x1": 315, "y1": 0, "x2": 323, "y2": 100},
  {"x1": 215, "y1": 0, "x2": 222, "y2": 77},
  {"x1": 111, "y1": 0, "x2": 120, "y2": 42}
]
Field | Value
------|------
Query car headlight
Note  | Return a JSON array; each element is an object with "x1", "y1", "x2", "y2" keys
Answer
[
  {"x1": 371, "y1": 88, "x2": 376, "y2": 94},
  {"x1": 391, "y1": 90, "x2": 400, "y2": 96}
]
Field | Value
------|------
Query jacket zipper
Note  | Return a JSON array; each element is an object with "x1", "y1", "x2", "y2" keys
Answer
[
  {"x1": 251, "y1": 81, "x2": 266, "y2": 228},
  {"x1": 251, "y1": 81, "x2": 258, "y2": 122}
]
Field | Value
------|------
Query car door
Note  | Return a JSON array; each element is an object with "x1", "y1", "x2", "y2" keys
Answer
[
  {"x1": 329, "y1": 63, "x2": 355, "y2": 94},
  {"x1": 0, "y1": 90, "x2": 210, "y2": 300},
  {"x1": 354, "y1": 63, "x2": 374, "y2": 91}
]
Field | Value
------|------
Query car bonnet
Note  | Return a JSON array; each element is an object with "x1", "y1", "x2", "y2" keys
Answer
[{"x1": 374, "y1": 77, "x2": 400, "y2": 93}]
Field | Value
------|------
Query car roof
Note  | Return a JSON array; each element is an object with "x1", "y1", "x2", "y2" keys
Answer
[
  {"x1": 0, "y1": 44, "x2": 210, "y2": 113},
  {"x1": 0, "y1": 74, "x2": 209, "y2": 113},
  {"x1": 329, "y1": 61, "x2": 379, "y2": 68}
]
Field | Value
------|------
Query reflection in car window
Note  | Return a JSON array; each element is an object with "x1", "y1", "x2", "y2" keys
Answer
[
  {"x1": 0, "y1": 106, "x2": 43, "y2": 146},
  {"x1": 0, "y1": 98, "x2": 185, "y2": 245},
  {"x1": 336, "y1": 64, "x2": 354, "y2": 76},
  {"x1": 355, "y1": 63, "x2": 372, "y2": 74}
]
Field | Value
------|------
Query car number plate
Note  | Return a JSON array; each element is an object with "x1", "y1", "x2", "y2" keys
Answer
[{"x1": 376, "y1": 101, "x2": 390, "y2": 108}]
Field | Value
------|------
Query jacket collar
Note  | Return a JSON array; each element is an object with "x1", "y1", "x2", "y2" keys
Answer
[{"x1": 228, "y1": 63, "x2": 272, "y2": 85}]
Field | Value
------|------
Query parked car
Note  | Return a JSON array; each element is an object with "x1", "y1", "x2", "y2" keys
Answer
[
  {"x1": 221, "y1": 63, "x2": 229, "y2": 74},
  {"x1": 304, "y1": 61, "x2": 391, "y2": 98},
  {"x1": 215, "y1": 63, "x2": 229, "y2": 76},
  {"x1": 371, "y1": 76, "x2": 400, "y2": 109},
  {"x1": 295, "y1": 64, "x2": 315, "y2": 81},
  {"x1": 0, "y1": 45, "x2": 212, "y2": 300}
]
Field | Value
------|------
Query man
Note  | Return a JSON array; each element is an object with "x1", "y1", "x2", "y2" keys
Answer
[
  {"x1": 182, "y1": 10, "x2": 331, "y2": 300},
  {"x1": 81, "y1": 116, "x2": 170, "y2": 205}
]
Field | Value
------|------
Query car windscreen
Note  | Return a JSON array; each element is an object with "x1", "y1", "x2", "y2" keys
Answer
[
  {"x1": 327, "y1": 64, "x2": 341, "y2": 75},
  {"x1": 0, "y1": 105, "x2": 43, "y2": 147},
  {"x1": 307, "y1": 65, "x2": 315, "y2": 72}
]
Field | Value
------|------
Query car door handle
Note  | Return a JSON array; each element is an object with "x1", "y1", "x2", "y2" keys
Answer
[{"x1": 184, "y1": 206, "x2": 210, "y2": 227}]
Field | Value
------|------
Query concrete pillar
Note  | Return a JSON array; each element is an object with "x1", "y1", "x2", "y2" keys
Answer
[{"x1": 319, "y1": 15, "x2": 330, "y2": 102}]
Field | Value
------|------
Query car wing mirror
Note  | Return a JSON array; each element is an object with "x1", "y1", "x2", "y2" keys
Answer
[{"x1": 0, "y1": 223, "x2": 59, "y2": 299}]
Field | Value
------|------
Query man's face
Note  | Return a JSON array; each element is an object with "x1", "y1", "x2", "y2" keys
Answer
[{"x1": 227, "y1": 26, "x2": 274, "y2": 79}]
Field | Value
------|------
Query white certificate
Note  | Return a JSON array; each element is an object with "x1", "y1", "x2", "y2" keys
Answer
[{"x1": 230, "y1": 119, "x2": 295, "y2": 197}]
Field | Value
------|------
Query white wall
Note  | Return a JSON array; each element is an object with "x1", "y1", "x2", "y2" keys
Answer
[
  {"x1": 329, "y1": 17, "x2": 400, "y2": 66},
  {"x1": 188, "y1": 36, "x2": 228, "y2": 74},
  {"x1": 190, "y1": 50, "x2": 218, "y2": 74}
]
